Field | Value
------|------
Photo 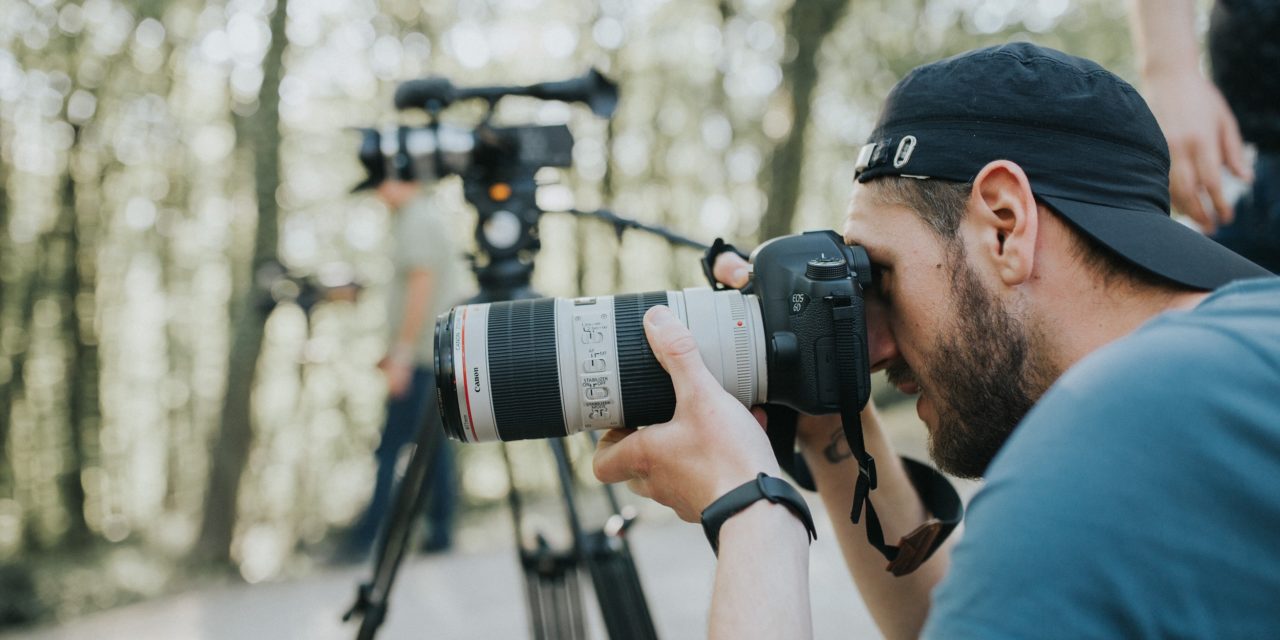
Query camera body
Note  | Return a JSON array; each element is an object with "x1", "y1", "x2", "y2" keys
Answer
[
  {"x1": 750, "y1": 229, "x2": 873, "y2": 416},
  {"x1": 354, "y1": 67, "x2": 613, "y2": 194},
  {"x1": 434, "y1": 229, "x2": 874, "y2": 443},
  {"x1": 354, "y1": 123, "x2": 573, "y2": 192}
]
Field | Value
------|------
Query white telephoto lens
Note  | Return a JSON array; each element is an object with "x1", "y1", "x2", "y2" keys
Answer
[{"x1": 436, "y1": 289, "x2": 766, "y2": 443}]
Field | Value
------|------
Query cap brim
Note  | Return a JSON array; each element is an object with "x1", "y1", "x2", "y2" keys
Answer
[{"x1": 1039, "y1": 195, "x2": 1270, "y2": 290}]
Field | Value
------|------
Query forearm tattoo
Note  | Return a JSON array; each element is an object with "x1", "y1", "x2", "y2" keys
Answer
[{"x1": 822, "y1": 427, "x2": 851, "y2": 463}]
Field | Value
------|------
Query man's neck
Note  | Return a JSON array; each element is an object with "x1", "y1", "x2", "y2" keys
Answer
[{"x1": 1035, "y1": 281, "x2": 1210, "y2": 377}]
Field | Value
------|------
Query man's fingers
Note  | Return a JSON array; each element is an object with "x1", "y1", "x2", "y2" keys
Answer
[
  {"x1": 593, "y1": 428, "x2": 646, "y2": 484},
  {"x1": 1217, "y1": 116, "x2": 1250, "y2": 226},
  {"x1": 1194, "y1": 141, "x2": 1231, "y2": 227},
  {"x1": 712, "y1": 253, "x2": 751, "y2": 289},
  {"x1": 1219, "y1": 113, "x2": 1253, "y2": 183},
  {"x1": 644, "y1": 306, "x2": 718, "y2": 398},
  {"x1": 1170, "y1": 158, "x2": 1213, "y2": 232},
  {"x1": 751, "y1": 406, "x2": 768, "y2": 431}
]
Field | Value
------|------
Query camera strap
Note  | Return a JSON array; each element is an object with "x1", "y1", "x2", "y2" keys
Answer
[{"x1": 830, "y1": 295, "x2": 963, "y2": 577}]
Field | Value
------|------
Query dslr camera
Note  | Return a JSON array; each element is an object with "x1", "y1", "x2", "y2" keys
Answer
[{"x1": 434, "y1": 230, "x2": 873, "y2": 442}]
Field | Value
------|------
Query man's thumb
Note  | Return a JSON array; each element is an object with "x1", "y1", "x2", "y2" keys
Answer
[{"x1": 644, "y1": 306, "x2": 715, "y2": 391}]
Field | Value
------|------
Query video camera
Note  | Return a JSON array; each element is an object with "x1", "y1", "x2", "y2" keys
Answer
[
  {"x1": 353, "y1": 69, "x2": 618, "y2": 300},
  {"x1": 354, "y1": 68, "x2": 616, "y2": 190}
]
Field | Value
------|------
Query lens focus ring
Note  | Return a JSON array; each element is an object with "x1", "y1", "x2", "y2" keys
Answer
[{"x1": 614, "y1": 292, "x2": 677, "y2": 428}]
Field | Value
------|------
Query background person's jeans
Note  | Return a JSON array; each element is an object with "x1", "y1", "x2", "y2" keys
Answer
[
  {"x1": 345, "y1": 367, "x2": 457, "y2": 557},
  {"x1": 1215, "y1": 151, "x2": 1280, "y2": 274}
]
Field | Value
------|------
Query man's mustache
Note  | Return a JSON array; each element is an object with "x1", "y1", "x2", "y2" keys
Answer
[{"x1": 885, "y1": 360, "x2": 921, "y2": 389}]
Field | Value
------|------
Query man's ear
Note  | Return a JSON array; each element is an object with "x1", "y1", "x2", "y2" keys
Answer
[{"x1": 967, "y1": 160, "x2": 1039, "y2": 286}]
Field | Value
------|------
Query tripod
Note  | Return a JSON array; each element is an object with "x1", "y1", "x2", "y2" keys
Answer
[{"x1": 343, "y1": 168, "x2": 707, "y2": 640}]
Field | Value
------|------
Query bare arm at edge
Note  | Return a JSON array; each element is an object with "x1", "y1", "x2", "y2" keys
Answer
[{"x1": 1129, "y1": 0, "x2": 1252, "y2": 231}]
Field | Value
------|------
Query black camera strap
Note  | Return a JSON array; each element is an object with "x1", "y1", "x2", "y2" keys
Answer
[{"x1": 830, "y1": 295, "x2": 963, "y2": 577}]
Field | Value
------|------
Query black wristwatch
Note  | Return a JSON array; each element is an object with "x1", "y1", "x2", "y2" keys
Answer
[{"x1": 700, "y1": 473, "x2": 818, "y2": 555}]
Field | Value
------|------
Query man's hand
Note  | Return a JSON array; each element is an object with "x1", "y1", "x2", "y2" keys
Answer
[
  {"x1": 378, "y1": 351, "x2": 415, "y2": 399},
  {"x1": 592, "y1": 305, "x2": 780, "y2": 522},
  {"x1": 1145, "y1": 71, "x2": 1252, "y2": 233},
  {"x1": 375, "y1": 180, "x2": 423, "y2": 210},
  {"x1": 1130, "y1": 0, "x2": 1252, "y2": 234}
]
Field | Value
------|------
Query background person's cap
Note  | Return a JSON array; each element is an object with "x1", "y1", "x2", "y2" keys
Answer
[{"x1": 854, "y1": 42, "x2": 1270, "y2": 290}]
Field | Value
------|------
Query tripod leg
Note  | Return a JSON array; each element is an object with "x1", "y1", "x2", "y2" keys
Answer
[
  {"x1": 508, "y1": 443, "x2": 590, "y2": 640},
  {"x1": 345, "y1": 414, "x2": 444, "y2": 640},
  {"x1": 524, "y1": 553, "x2": 587, "y2": 640},
  {"x1": 584, "y1": 530, "x2": 659, "y2": 640},
  {"x1": 558, "y1": 435, "x2": 661, "y2": 640}
]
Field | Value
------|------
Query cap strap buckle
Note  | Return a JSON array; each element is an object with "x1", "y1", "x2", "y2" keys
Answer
[
  {"x1": 854, "y1": 138, "x2": 899, "y2": 178},
  {"x1": 854, "y1": 142, "x2": 878, "y2": 177}
]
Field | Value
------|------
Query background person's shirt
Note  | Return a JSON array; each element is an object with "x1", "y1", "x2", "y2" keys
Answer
[
  {"x1": 1209, "y1": 0, "x2": 1280, "y2": 151},
  {"x1": 923, "y1": 277, "x2": 1280, "y2": 639},
  {"x1": 386, "y1": 194, "x2": 466, "y2": 367}
]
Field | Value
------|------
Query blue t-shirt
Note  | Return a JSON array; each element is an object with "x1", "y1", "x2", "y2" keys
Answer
[{"x1": 924, "y1": 277, "x2": 1280, "y2": 639}]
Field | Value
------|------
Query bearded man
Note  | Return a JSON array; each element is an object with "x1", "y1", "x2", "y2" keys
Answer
[{"x1": 593, "y1": 43, "x2": 1280, "y2": 639}]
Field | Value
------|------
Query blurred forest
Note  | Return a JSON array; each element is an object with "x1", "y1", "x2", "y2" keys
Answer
[{"x1": 0, "y1": 0, "x2": 1135, "y2": 627}]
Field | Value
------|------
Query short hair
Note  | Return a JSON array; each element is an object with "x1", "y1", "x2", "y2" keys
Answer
[
  {"x1": 866, "y1": 176, "x2": 1187, "y2": 291},
  {"x1": 866, "y1": 177, "x2": 970, "y2": 241}
]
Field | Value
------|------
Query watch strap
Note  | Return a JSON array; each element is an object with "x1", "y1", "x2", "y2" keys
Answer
[{"x1": 701, "y1": 473, "x2": 817, "y2": 555}]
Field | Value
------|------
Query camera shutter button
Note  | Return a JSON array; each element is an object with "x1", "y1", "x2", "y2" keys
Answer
[{"x1": 805, "y1": 258, "x2": 848, "y2": 280}]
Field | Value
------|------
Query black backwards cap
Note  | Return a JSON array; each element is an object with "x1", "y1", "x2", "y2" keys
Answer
[{"x1": 854, "y1": 42, "x2": 1269, "y2": 290}]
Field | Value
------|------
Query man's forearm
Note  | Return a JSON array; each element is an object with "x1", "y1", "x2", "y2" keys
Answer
[
  {"x1": 394, "y1": 269, "x2": 436, "y2": 355},
  {"x1": 797, "y1": 406, "x2": 949, "y2": 640},
  {"x1": 1129, "y1": 0, "x2": 1199, "y2": 78},
  {"x1": 710, "y1": 500, "x2": 813, "y2": 640}
]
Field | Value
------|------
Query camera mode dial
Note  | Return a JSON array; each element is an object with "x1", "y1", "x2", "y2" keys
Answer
[{"x1": 805, "y1": 257, "x2": 848, "y2": 280}]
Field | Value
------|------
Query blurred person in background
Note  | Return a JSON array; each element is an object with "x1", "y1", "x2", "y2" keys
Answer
[
  {"x1": 1130, "y1": 0, "x2": 1280, "y2": 273},
  {"x1": 340, "y1": 179, "x2": 466, "y2": 560}
]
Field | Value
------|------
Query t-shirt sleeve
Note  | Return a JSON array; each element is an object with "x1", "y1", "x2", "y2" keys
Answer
[
  {"x1": 394, "y1": 197, "x2": 455, "y2": 272},
  {"x1": 922, "y1": 315, "x2": 1280, "y2": 639}
]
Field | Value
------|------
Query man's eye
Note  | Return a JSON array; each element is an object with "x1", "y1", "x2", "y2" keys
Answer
[
  {"x1": 869, "y1": 264, "x2": 884, "y2": 283},
  {"x1": 871, "y1": 269, "x2": 892, "y2": 305},
  {"x1": 878, "y1": 283, "x2": 891, "y2": 305}
]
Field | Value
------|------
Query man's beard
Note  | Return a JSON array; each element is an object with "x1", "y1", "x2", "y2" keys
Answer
[{"x1": 894, "y1": 250, "x2": 1053, "y2": 479}]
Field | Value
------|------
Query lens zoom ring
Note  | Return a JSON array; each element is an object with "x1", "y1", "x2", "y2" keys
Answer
[
  {"x1": 614, "y1": 292, "x2": 677, "y2": 428},
  {"x1": 487, "y1": 299, "x2": 565, "y2": 440},
  {"x1": 729, "y1": 294, "x2": 753, "y2": 405}
]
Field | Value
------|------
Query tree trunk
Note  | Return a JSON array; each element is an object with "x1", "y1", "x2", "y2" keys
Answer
[
  {"x1": 57, "y1": 123, "x2": 93, "y2": 545},
  {"x1": 195, "y1": 0, "x2": 290, "y2": 569},
  {"x1": 0, "y1": 134, "x2": 12, "y2": 500},
  {"x1": 758, "y1": 0, "x2": 849, "y2": 241}
]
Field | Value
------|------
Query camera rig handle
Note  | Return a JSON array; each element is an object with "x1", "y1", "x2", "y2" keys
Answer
[
  {"x1": 562, "y1": 208, "x2": 708, "y2": 252},
  {"x1": 394, "y1": 68, "x2": 618, "y2": 119}
]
